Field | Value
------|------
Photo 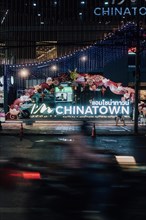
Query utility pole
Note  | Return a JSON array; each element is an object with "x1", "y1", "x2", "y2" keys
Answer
[
  {"x1": 134, "y1": 2, "x2": 140, "y2": 134},
  {"x1": 3, "y1": 49, "x2": 9, "y2": 114},
  {"x1": 3, "y1": 64, "x2": 8, "y2": 113}
]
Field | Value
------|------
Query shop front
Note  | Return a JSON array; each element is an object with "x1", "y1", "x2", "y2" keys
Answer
[{"x1": 6, "y1": 72, "x2": 134, "y2": 120}]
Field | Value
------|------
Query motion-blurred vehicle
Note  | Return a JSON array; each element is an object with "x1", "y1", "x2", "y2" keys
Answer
[
  {"x1": 1, "y1": 138, "x2": 146, "y2": 220},
  {"x1": 0, "y1": 138, "x2": 69, "y2": 189}
]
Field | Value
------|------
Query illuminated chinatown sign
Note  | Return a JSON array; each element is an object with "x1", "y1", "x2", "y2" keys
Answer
[
  {"x1": 30, "y1": 99, "x2": 130, "y2": 118},
  {"x1": 94, "y1": 0, "x2": 146, "y2": 16}
]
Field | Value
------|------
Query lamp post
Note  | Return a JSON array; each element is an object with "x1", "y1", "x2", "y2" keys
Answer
[
  {"x1": 134, "y1": 1, "x2": 141, "y2": 134},
  {"x1": 3, "y1": 48, "x2": 10, "y2": 113},
  {"x1": 3, "y1": 48, "x2": 15, "y2": 113},
  {"x1": 3, "y1": 64, "x2": 8, "y2": 113}
]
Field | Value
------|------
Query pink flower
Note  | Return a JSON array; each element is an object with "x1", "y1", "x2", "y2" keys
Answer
[{"x1": 53, "y1": 80, "x2": 59, "y2": 86}]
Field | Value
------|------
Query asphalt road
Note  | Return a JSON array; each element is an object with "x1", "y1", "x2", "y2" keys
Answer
[
  {"x1": 1, "y1": 135, "x2": 146, "y2": 220},
  {"x1": 1, "y1": 134, "x2": 146, "y2": 161}
]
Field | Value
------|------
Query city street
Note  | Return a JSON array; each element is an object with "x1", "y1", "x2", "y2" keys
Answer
[
  {"x1": 1, "y1": 0, "x2": 146, "y2": 219},
  {"x1": 1, "y1": 134, "x2": 146, "y2": 160},
  {"x1": 1, "y1": 118, "x2": 146, "y2": 135},
  {"x1": 1, "y1": 134, "x2": 146, "y2": 220}
]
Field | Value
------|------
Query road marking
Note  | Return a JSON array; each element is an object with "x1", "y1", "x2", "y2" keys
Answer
[
  {"x1": 120, "y1": 126, "x2": 131, "y2": 132},
  {"x1": 108, "y1": 129, "x2": 125, "y2": 132},
  {"x1": 109, "y1": 126, "x2": 131, "y2": 132},
  {"x1": 101, "y1": 139, "x2": 117, "y2": 142}
]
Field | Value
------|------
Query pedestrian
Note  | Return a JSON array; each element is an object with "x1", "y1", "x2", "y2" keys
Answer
[
  {"x1": 116, "y1": 112, "x2": 126, "y2": 126},
  {"x1": 139, "y1": 111, "x2": 145, "y2": 125}
]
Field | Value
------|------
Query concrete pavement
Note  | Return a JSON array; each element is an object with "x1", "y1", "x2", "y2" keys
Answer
[{"x1": 0, "y1": 118, "x2": 146, "y2": 136}]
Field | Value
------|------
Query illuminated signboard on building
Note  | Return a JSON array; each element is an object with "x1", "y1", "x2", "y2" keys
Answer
[
  {"x1": 29, "y1": 99, "x2": 130, "y2": 118},
  {"x1": 94, "y1": 0, "x2": 146, "y2": 16}
]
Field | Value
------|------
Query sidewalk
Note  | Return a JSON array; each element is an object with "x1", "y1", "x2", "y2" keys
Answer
[{"x1": 0, "y1": 118, "x2": 146, "y2": 136}]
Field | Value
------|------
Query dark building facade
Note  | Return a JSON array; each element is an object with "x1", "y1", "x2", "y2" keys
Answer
[
  {"x1": 0, "y1": 0, "x2": 145, "y2": 63},
  {"x1": 0, "y1": 0, "x2": 146, "y2": 119}
]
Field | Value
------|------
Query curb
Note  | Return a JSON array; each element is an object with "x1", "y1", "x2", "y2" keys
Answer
[{"x1": 0, "y1": 130, "x2": 146, "y2": 136}]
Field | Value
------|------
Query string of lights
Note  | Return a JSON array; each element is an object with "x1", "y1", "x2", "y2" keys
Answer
[{"x1": 7, "y1": 22, "x2": 145, "y2": 75}]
